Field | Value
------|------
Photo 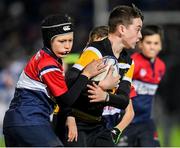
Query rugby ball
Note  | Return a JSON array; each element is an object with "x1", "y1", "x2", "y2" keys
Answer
[{"x1": 91, "y1": 56, "x2": 119, "y2": 81}]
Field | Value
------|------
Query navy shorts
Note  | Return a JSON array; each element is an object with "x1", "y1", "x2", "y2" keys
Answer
[{"x1": 3, "y1": 124, "x2": 63, "y2": 147}]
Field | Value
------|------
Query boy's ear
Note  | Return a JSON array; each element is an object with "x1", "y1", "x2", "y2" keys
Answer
[{"x1": 117, "y1": 25, "x2": 126, "y2": 35}]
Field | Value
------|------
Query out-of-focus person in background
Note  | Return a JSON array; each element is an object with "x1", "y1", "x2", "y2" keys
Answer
[
  {"x1": 2, "y1": 14, "x2": 106, "y2": 147},
  {"x1": 0, "y1": 57, "x2": 26, "y2": 137},
  {"x1": 118, "y1": 25, "x2": 166, "y2": 147},
  {"x1": 87, "y1": 26, "x2": 109, "y2": 44}
]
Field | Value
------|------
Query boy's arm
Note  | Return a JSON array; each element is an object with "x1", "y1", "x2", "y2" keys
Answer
[
  {"x1": 111, "y1": 60, "x2": 135, "y2": 144},
  {"x1": 103, "y1": 70, "x2": 132, "y2": 109},
  {"x1": 66, "y1": 116, "x2": 78, "y2": 142},
  {"x1": 56, "y1": 59, "x2": 106, "y2": 107},
  {"x1": 107, "y1": 60, "x2": 135, "y2": 109},
  {"x1": 115, "y1": 99, "x2": 134, "y2": 131},
  {"x1": 111, "y1": 99, "x2": 134, "y2": 144}
]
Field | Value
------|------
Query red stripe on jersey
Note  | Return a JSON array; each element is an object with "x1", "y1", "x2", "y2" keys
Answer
[{"x1": 129, "y1": 85, "x2": 137, "y2": 99}]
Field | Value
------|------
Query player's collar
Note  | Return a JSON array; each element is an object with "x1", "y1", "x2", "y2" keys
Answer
[
  {"x1": 103, "y1": 38, "x2": 116, "y2": 57},
  {"x1": 104, "y1": 38, "x2": 128, "y2": 63},
  {"x1": 42, "y1": 47, "x2": 62, "y2": 64},
  {"x1": 140, "y1": 53, "x2": 156, "y2": 63}
]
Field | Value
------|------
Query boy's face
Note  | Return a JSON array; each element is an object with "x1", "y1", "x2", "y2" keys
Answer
[
  {"x1": 51, "y1": 32, "x2": 73, "y2": 58},
  {"x1": 138, "y1": 34, "x2": 162, "y2": 59},
  {"x1": 122, "y1": 18, "x2": 142, "y2": 49}
]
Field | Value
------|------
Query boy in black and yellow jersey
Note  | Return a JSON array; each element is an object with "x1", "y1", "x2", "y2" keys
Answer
[
  {"x1": 63, "y1": 26, "x2": 136, "y2": 145},
  {"x1": 56, "y1": 4, "x2": 143, "y2": 147}
]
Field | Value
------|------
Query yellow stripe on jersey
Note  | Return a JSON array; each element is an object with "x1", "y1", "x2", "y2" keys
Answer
[
  {"x1": 53, "y1": 105, "x2": 59, "y2": 115},
  {"x1": 73, "y1": 47, "x2": 102, "y2": 70},
  {"x1": 122, "y1": 60, "x2": 134, "y2": 83}
]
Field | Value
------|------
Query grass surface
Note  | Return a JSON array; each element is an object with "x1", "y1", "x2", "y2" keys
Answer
[
  {"x1": 0, "y1": 136, "x2": 5, "y2": 147},
  {"x1": 158, "y1": 125, "x2": 180, "y2": 147}
]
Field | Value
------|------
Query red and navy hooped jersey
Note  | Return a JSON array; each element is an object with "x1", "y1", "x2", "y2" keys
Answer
[
  {"x1": 131, "y1": 53, "x2": 166, "y2": 123},
  {"x1": 3, "y1": 48, "x2": 68, "y2": 127},
  {"x1": 18, "y1": 48, "x2": 67, "y2": 97}
]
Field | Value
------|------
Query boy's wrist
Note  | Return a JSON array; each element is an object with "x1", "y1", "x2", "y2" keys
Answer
[
  {"x1": 111, "y1": 127, "x2": 122, "y2": 144},
  {"x1": 81, "y1": 71, "x2": 91, "y2": 79}
]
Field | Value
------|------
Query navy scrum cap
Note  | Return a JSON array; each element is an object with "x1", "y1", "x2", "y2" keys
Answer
[{"x1": 41, "y1": 14, "x2": 73, "y2": 48}]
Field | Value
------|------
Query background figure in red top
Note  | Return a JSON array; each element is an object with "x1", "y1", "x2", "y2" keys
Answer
[{"x1": 118, "y1": 25, "x2": 166, "y2": 147}]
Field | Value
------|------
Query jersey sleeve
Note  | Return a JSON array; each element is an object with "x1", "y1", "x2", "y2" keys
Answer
[
  {"x1": 40, "y1": 68, "x2": 68, "y2": 97},
  {"x1": 73, "y1": 47, "x2": 102, "y2": 70},
  {"x1": 38, "y1": 58, "x2": 68, "y2": 97}
]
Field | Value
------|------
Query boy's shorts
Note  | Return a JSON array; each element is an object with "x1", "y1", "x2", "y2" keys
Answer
[{"x1": 3, "y1": 124, "x2": 63, "y2": 147}]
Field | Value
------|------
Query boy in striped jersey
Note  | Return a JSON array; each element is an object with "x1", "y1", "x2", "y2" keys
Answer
[
  {"x1": 3, "y1": 14, "x2": 106, "y2": 147},
  {"x1": 56, "y1": 4, "x2": 143, "y2": 147},
  {"x1": 64, "y1": 25, "x2": 136, "y2": 145}
]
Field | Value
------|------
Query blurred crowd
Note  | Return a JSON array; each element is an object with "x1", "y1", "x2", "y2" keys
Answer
[{"x1": 0, "y1": 0, "x2": 180, "y2": 146}]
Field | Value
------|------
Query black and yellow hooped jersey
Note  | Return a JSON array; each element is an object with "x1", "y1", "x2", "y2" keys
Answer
[
  {"x1": 73, "y1": 38, "x2": 134, "y2": 88},
  {"x1": 69, "y1": 38, "x2": 134, "y2": 117}
]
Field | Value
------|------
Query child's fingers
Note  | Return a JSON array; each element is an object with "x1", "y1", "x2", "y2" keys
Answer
[
  {"x1": 87, "y1": 90, "x2": 95, "y2": 94},
  {"x1": 92, "y1": 82, "x2": 99, "y2": 88},
  {"x1": 89, "y1": 98, "x2": 99, "y2": 103},
  {"x1": 87, "y1": 84, "x2": 96, "y2": 91},
  {"x1": 88, "y1": 95, "x2": 96, "y2": 100}
]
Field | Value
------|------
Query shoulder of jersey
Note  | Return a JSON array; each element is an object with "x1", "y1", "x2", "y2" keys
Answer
[
  {"x1": 131, "y1": 53, "x2": 144, "y2": 62},
  {"x1": 89, "y1": 41, "x2": 132, "y2": 65},
  {"x1": 131, "y1": 52, "x2": 141, "y2": 59},
  {"x1": 38, "y1": 50, "x2": 59, "y2": 67},
  {"x1": 156, "y1": 56, "x2": 166, "y2": 68},
  {"x1": 88, "y1": 40, "x2": 104, "y2": 52}
]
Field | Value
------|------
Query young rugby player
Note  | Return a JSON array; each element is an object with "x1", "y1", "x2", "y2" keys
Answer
[
  {"x1": 56, "y1": 4, "x2": 143, "y2": 147},
  {"x1": 3, "y1": 14, "x2": 106, "y2": 147}
]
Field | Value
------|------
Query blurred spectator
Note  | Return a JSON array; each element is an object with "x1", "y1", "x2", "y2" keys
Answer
[{"x1": 0, "y1": 57, "x2": 26, "y2": 136}]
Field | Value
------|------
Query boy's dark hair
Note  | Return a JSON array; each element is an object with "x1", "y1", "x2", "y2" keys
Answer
[
  {"x1": 88, "y1": 26, "x2": 108, "y2": 43},
  {"x1": 141, "y1": 25, "x2": 164, "y2": 42},
  {"x1": 41, "y1": 14, "x2": 73, "y2": 49},
  {"x1": 108, "y1": 4, "x2": 143, "y2": 33}
]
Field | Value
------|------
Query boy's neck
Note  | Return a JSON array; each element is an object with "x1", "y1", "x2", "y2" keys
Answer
[{"x1": 108, "y1": 33, "x2": 124, "y2": 59}]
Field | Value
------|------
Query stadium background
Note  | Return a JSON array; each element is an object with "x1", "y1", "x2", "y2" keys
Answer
[{"x1": 0, "y1": 0, "x2": 180, "y2": 146}]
